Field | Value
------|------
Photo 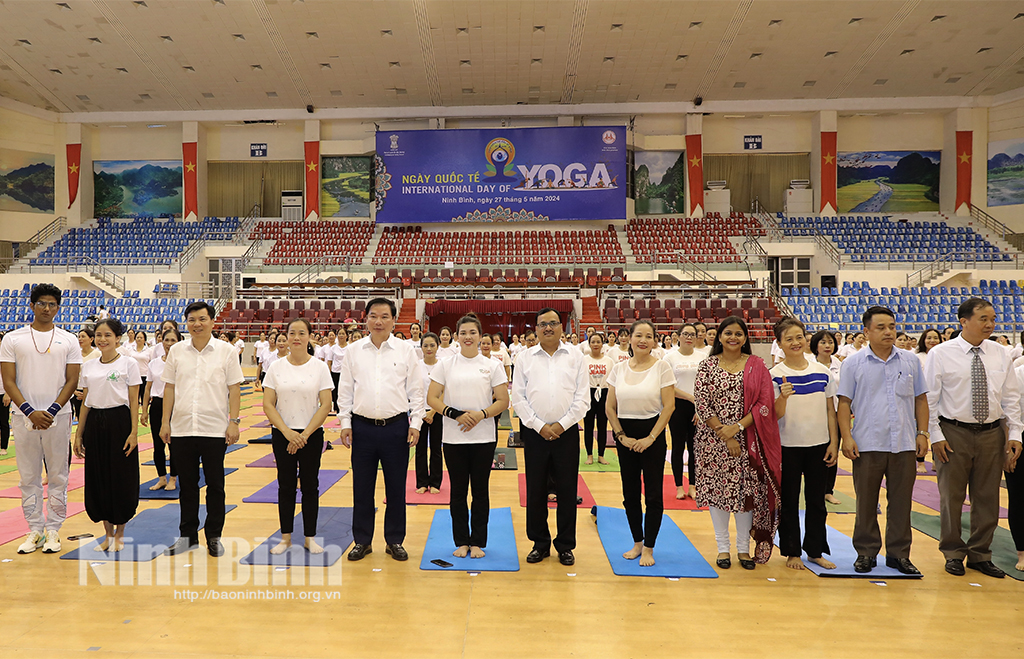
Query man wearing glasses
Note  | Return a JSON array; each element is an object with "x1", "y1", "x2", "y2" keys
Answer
[
  {"x1": 511, "y1": 308, "x2": 589, "y2": 566},
  {"x1": 0, "y1": 284, "x2": 82, "y2": 555}
]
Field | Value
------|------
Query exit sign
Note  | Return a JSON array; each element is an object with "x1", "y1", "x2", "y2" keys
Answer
[
  {"x1": 251, "y1": 143, "x2": 268, "y2": 157},
  {"x1": 743, "y1": 135, "x2": 762, "y2": 150}
]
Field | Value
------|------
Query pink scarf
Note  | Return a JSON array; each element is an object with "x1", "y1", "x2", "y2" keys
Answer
[{"x1": 742, "y1": 355, "x2": 782, "y2": 564}]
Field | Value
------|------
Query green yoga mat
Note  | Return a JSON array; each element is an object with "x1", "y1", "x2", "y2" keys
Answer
[
  {"x1": 797, "y1": 486, "x2": 857, "y2": 514},
  {"x1": 911, "y1": 511, "x2": 1023, "y2": 581},
  {"x1": 497, "y1": 409, "x2": 512, "y2": 430},
  {"x1": 579, "y1": 450, "x2": 620, "y2": 472},
  {"x1": 0, "y1": 446, "x2": 14, "y2": 461},
  {"x1": 0, "y1": 463, "x2": 17, "y2": 475}
]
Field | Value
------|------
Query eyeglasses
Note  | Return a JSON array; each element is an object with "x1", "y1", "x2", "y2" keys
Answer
[
  {"x1": 33, "y1": 302, "x2": 59, "y2": 309},
  {"x1": 537, "y1": 321, "x2": 561, "y2": 329}
]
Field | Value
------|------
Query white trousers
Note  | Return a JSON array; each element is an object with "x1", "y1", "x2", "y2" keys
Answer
[
  {"x1": 709, "y1": 506, "x2": 753, "y2": 554},
  {"x1": 13, "y1": 414, "x2": 72, "y2": 533}
]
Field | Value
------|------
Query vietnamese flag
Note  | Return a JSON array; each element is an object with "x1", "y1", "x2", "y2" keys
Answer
[
  {"x1": 66, "y1": 143, "x2": 82, "y2": 209},
  {"x1": 304, "y1": 141, "x2": 320, "y2": 220},
  {"x1": 955, "y1": 130, "x2": 972, "y2": 212},
  {"x1": 820, "y1": 131, "x2": 837, "y2": 214},
  {"x1": 684, "y1": 133, "x2": 703, "y2": 216},
  {"x1": 183, "y1": 141, "x2": 198, "y2": 220}
]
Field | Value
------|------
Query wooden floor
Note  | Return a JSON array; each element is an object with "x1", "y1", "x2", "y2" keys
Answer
[{"x1": 0, "y1": 383, "x2": 1020, "y2": 659}]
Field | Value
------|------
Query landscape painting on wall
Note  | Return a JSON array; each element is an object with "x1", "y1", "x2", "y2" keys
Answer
[
  {"x1": 93, "y1": 160, "x2": 182, "y2": 218},
  {"x1": 837, "y1": 151, "x2": 940, "y2": 213},
  {"x1": 633, "y1": 151, "x2": 685, "y2": 214},
  {"x1": 987, "y1": 138, "x2": 1024, "y2": 207},
  {"x1": 320, "y1": 156, "x2": 371, "y2": 217},
  {"x1": 0, "y1": 147, "x2": 54, "y2": 213}
]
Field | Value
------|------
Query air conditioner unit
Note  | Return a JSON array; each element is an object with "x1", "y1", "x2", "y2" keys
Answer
[{"x1": 706, "y1": 180, "x2": 727, "y2": 191}]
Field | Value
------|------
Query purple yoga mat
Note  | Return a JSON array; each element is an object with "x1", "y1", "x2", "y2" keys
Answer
[
  {"x1": 250, "y1": 420, "x2": 272, "y2": 428},
  {"x1": 246, "y1": 444, "x2": 329, "y2": 468},
  {"x1": 883, "y1": 477, "x2": 1008, "y2": 518},
  {"x1": 242, "y1": 469, "x2": 347, "y2": 503}
]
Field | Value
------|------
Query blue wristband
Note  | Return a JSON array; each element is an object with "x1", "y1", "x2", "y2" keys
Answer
[
  {"x1": 19, "y1": 402, "x2": 34, "y2": 416},
  {"x1": 47, "y1": 402, "x2": 62, "y2": 416}
]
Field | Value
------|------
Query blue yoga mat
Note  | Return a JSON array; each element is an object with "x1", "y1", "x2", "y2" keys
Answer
[
  {"x1": 595, "y1": 506, "x2": 718, "y2": 578},
  {"x1": 239, "y1": 506, "x2": 353, "y2": 567},
  {"x1": 59, "y1": 504, "x2": 237, "y2": 561},
  {"x1": 139, "y1": 468, "x2": 238, "y2": 500},
  {"x1": 242, "y1": 469, "x2": 347, "y2": 503},
  {"x1": 419, "y1": 507, "x2": 520, "y2": 572},
  {"x1": 142, "y1": 443, "x2": 247, "y2": 466},
  {"x1": 774, "y1": 511, "x2": 923, "y2": 578}
]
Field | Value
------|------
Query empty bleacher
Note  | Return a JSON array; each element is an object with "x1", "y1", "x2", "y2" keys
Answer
[
  {"x1": 370, "y1": 266, "x2": 625, "y2": 285},
  {"x1": 217, "y1": 298, "x2": 368, "y2": 337},
  {"x1": 251, "y1": 220, "x2": 374, "y2": 266},
  {"x1": 627, "y1": 212, "x2": 758, "y2": 264},
  {"x1": 602, "y1": 292, "x2": 778, "y2": 339}
]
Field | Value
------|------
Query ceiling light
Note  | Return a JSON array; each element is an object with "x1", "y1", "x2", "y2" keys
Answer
[
  {"x1": 603, "y1": 57, "x2": 615, "y2": 63},
  {"x1": 460, "y1": 60, "x2": 471, "y2": 67},
  {"x1": 139, "y1": 93, "x2": 151, "y2": 99},
  {"x1": 213, "y1": 0, "x2": 226, "y2": 5},
  {"x1": 266, "y1": 91, "x2": 278, "y2": 97},
  {"x1": 1015, "y1": 12, "x2": 1024, "y2": 19},
  {"x1": 664, "y1": 83, "x2": 677, "y2": 90},
  {"x1": 848, "y1": 17, "x2": 862, "y2": 24},
  {"x1": 768, "y1": 19, "x2": 783, "y2": 27},
  {"x1": 16, "y1": 39, "x2": 31, "y2": 46},
  {"x1": 977, "y1": 47, "x2": 992, "y2": 54},
  {"x1": 874, "y1": 79, "x2": 887, "y2": 85},
  {"x1": 50, "y1": 69, "x2": 62, "y2": 74},
  {"x1": 724, "y1": 115, "x2": 746, "y2": 119},
  {"x1": 251, "y1": 64, "x2": 262, "y2": 70},
  {"x1": 750, "y1": 53, "x2": 762, "y2": 59},
  {"x1": 456, "y1": 27, "x2": 468, "y2": 34},
  {"x1": 824, "y1": 51, "x2": 837, "y2": 58},
  {"x1": 306, "y1": 32, "x2": 319, "y2": 39},
  {"x1": 202, "y1": 92, "x2": 214, "y2": 98},
  {"x1": 116, "y1": 67, "x2": 128, "y2": 74},
  {"x1": 394, "y1": 88, "x2": 407, "y2": 95},
  {"x1": 946, "y1": 77, "x2": 961, "y2": 83},
  {"x1": 533, "y1": 25, "x2": 545, "y2": 32},
  {"x1": 900, "y1": 49, "x2": 914, "y2": 56},
  {"x1": 803, "y1": 80, "x2": 816, "y2": 87},
  {"x1": 56, "y1": 2, "x2": 72, "y2": 11},
  {"x1": 676, "y1": 54, "x2": 688, "y2": 61},
  {"x1": 330, "y1": 90, "x2": 343, "y2": 96},
  {"x1": 903, "y1": 111, "x2": 925, "y2": 115},
  {"x1": 319, "y1": 62, "x2": 331, "y2": 69},
  {"x1": 931, "y1": 15, "x2": 946, "y2": 21},
  {"x1": 133, "y1": 1, "x2": 148, "y2": 8},
  {"x1": 531, "y1": 58, "x2": 542, "y2": 65},
  {"x1": 380, "y1": 30, "x2": 393, "y2": 37},
  {"x1": 76, "y1": 94, "x2": 90, "y2": 101},
  {"x1": 689, "y1": 22, "x2": 702, "y2": 30},
  {"x1": 733, "y1": 82, "x2": 746, "y2": 88},
  {"x1": 611, "y1": 24, "x2": 623, "y2": 31},
  {"x1": 389, "y1": 61, "x2": 401, "y2": 68},
  {"x1": 88, "y1": 37, "x2": 102, "y2": 44},
  {"x1": 232, "y1": 34, "x2": 245, "y2": 41},
  {"x1": 462, "y1": 88, "x2": 474, "y2": 94},
  {"x1": 160, "y1": 35, "x2": 173, "y2": 42},
  {"x1": 768, "y1": 114, "x2": 790, "y2": 117},
  {"x1": 147, "y1": 124, "x2": 165, "y2": 128}
]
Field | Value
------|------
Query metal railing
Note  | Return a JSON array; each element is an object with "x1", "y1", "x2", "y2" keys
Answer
[
  {"x1": 764, "y1": 279, "x2": 793, "y2": 318},
  {"x1": 650, "y1": 251, "x2": 719, "y2": 281},
  {"x1": 24, "y1": 256, "x2": 178, "y2": 273},
  {"x1": 176, "y1": 230, "x2": 239, "y2": 272},
  {"x1": 69, "y1": 256, "x2": 126, "y2": 292},
  {"x1": 154, "y1": 280, "x2": 214, "y2": 299},
  {"x1": 233, "y1": 203, "x2": 261, "y2": 245},
  {"x1": 906, "y1": 251, "x2": 1024, "y2": 288},
  {"x1": 19, "y1": 216, "x2": 67, "y2": 258},
  {"x1": 288, "y1": 254, "x2": 364, "y2": 284},
  {"x1": 970, "y1": 205, "x2": 1014, "y2": 242}
]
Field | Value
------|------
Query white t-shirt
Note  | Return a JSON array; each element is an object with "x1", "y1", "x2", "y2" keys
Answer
[
  {"x1": 329, "y1": 344, "x2": 347, "y2": 373},
  {"x1": 0, "y1": 326, "x2": 83, "y2": 416},
  {"x1": 422, "y1": 360, "x2": 441, "y2": 413},
  {"x1": 234, "y1": 339, "x2": 244, "y2": 356},
  {"x1": 837, "y1": 343, "x2": 861, "y2": 359},
  {"x1": 263, "y1": 356, "x2": 335, "y2": 430},
  {"x1": 584, "y1": 354, "x2": 615, "y2": 389},
  {"x1": 770, "y1": 360, "x2": 838, "y2": 448},
  {"x1": 81, "y1": 354, "x2": 143, "y2": 409},
  {"x1": 77, "y1": 349, "x2": 101, "y2": 388},
  {"x1": 254, "y1": 340, "x2": 269, "y2": 359},
  {"x1": 120, "y1": 342, "x2": 153, "y2": 375},
  {"x1": 430, "y1": 353, "x2": 508, "y2": 444},
  {"x1": 663, "y1": 349, "x2": 705, "y2": 397},
  {"x1": 606, "y1": 344, "x2": 631, "y2": 363},
  {"x1": 147, "y1": 356, "x2": 169, "y2": 398},
  {"x1": 406, "y1": 337, "x2": 424, "y2": 359},
  {"x1": 606, "y1": 359, "x2": 676, "y2": 419},
  {"x1": 261, "y1": 350, "x2": 285, "y2": 372}
]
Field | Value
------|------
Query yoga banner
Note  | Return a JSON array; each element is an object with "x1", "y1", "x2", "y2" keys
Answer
[{"x1": 373, "y1": 126, "x2": 626, "y2": 223}]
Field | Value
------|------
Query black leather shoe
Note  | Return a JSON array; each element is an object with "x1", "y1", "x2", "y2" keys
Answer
[
  {"x1": 716, "y1": 557, "x2": 731, "y2": 569},
  {"x1": 347, "y1": 544, "x2": 372, "y2": 561},
  {"x1": 558, "y1": 550, "x2": 575, "y2": 566},
  {"x1": 885, "y1": 557, "x2": 921, "y2": 575},
  {"x1": 207, "y1": 538, "x2": 224, "y2": 558},
  {"x1": 966, "y1": 560, "x2": 1006, "y2": 578},
  {"x1": 738, "y1": 557, "x2": 756, "y2": 570},
  {"x1": 526, "y1": 548, "x2": 550, "y2": 564},
  {"x1": 386, "y1": 544, "x2": 409, "y2": 561},
  {"x1": 945, "y1": 558, "x2": 966, "y2": 576},
  {"x1": 164, "y1": 537, "x2": 199, "y2": 556},
  {"x1": 853, "y1": 555, "x2": 877, "y2": 573}
]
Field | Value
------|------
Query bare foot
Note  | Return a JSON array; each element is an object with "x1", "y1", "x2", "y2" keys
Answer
[
  {"x1": 639, "y1": 546, "x2": 655, "y2": 567},
  {"x1": 111, "y1": 538, "x2": 125, "y2": 552},
  {"x1": 585, "y1": 455, "x2": 594, "y2": 465},
  {"x1": 429, "y1": 487, "x2": 440, "y2": 494},
  {"x1": 786, "y1": 556, "x2": 806, "y2": 570},
  {"x1": 676, "y1": 486, "x2": 686, "y2": 500},
  {"x1": 415, "y1": 487, "x2": 427, "y2": 494},
  {"x1": 917, "y1": 462, "x2": 927, "y2": 474},
  {"x1": 166, "y1": 477, "x2": 177, "y2": 491},
  {"x1": 305, "y1": 538, "x2": 324, "y2": 554},
  {"x1": 597, "y1": 456, "x2": 609, "y2": 465},
  {"x1": 95, "y1": 538, "x2": 110, "y2": 552},
  {"x1": 1016, "y1": 551, "x2": 1024, "y2": 572},
  {"x1": 271, "y1": 534, "x2": 292, "y2": 555},
  {"x1": 810, "y1": 556, "x2": 836, "y2": 570},
  {"x1": 149, "y1": 477, "x2": 167, "y2": 491},
  {"x1": 622, "y1": 542, "x2": 643, "y2": 560},
  {"x1": 0, "y1": 448, "x2": 7, "y2": 456},
  {"x1": 453, "y1": 545, "x2": 469, "y2": 558},
  {"x1": 470, "y1": 546, "x2": 485, "y2": 558},
  {"x1": 825, "y1": 494, "x2": 840, "y2": 505}
]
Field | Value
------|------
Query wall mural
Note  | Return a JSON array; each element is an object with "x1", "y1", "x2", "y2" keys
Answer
[
  {"x1": 633, "y1": 150, "x2": 685, "y2": 214},
  {"x1": 320, "y1": 156, "x2": 371, "y2": 217},
  {"x1": 0, "y1": 147, "x2": 54, "y2": 213},
  {"x1": 987, "y1": 137, "x2": 1024, "y2": 207},
  {"x1": 837, "y1": 151, "x2": 940, "y2": 213},
  {"x1": 93, "y1": 160, "x2": 182, "y2": 218}
]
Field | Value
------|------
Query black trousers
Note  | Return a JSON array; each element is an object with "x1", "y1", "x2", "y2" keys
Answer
[
  {"x1": 350, "y1": 416, "x2": 409, "y2": 546},
  {"x1": 415, "y1": 414, "x2": 443, "y2": 489},
  {"x1": 272, "y1": 427, "x2": 325, "y2": 537},
  {"x1": 444, "y1": 440, "x2": 497, "y2": 547},
  {"x1": 330, "y1": 372, "x2": 340, "y2": 413},
  {"x1": 779, "y1": 443, "x2": 831, "y2": 559},
  {"x1": 1005, "y1": 439, "x2": 1024, "y2": 551},
  {"x1": 583, "y1": 388, "x2": 607, "y2": 457},
  {"x1": 668, "y1": 399, "x2": 696, "y2": 488},
  {"x1": 824, "y1": 463, "x2": 838, "y2": 495},
  {"x1": 70, "y1": 394, "x2": 82, "y2": 423},
  {"x1": 616, "y1": 416, "x2": 666, "y2": 548},
  {"x1": 0, "y1": 400, "x2": 9, "y2": 451},
  {"x1": 138, "y1": 377, "x2": 147, "y2": 405},
  {"x1": 149, "y1": 397, "x2": 176, "y2": 478},
  {"x1": 173, "y1": 435, "x2": 227, "y2": 542},
  {"x1": 522, "y1": 424, "x2": 579, "y2": 553}
]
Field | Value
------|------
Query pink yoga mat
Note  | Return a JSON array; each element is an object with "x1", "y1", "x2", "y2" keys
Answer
[
  {"x1": 0, "y1": 468, "x2": 86, "y2": 499},
  {"x1": 404, "y1": 470, "x2": 450, "y2": 505},
  {"x1": 517, "y1": 473, "x2": 596, "y2": 509},
  {"x1": 0, "y1": 502, "x2": 87, "y2": 547},
  {"x1": 653, "y1": 475, "x2": 707, "y2": 511},
  {"x1": 70, "y1": 441, "x2": 155, "y2": 465}
]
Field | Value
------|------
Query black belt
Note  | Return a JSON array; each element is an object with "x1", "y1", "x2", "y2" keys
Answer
[
  {"x1": 352, "y1": 413, "x2": 407, "y2": 427},
  {"x1": 938, "y1": 416, "x2": 1001, "y2": 432}
]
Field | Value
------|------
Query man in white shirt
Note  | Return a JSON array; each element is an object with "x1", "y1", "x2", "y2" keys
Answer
[
  {"x1": 0, "y1": 284, "x2": 82, "y2": 555},
  {"x1": 160, "y1": 301, "x2": 243, "y2": 558},
  {"x1": 924, "y1": 297, "x2": 1023, "y2": 579},
  {"x1": 511, "y1": 308, "x2": 590, "y2": 566},
  {"x1": 339, "y1": 298, "x2": 425, "y2": 562}
]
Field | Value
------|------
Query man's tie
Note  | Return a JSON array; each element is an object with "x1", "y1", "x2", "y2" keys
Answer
[{"x1": 970, "y1": 346, "x2": 989, "y2": 423}]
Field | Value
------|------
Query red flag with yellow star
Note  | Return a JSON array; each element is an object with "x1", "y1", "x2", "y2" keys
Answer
[
  {"x1": 183, "y1": 141, "x2": 198, "y2": 220},
  {"x1": 684, "y1": 134, "x2": 703, "y2": 216},
  {"x1": 820, "y1": 131, "x2": 837, "y2": 214},
  {"x1": 955, "y1": 130, "x2": 972, "y2": 213},
  {"x1": 304, "y1": 141, "x2": 320, "y2": 220},
  {"x1": 66, "y1": 143, "x2": 81, "y2": 209}
]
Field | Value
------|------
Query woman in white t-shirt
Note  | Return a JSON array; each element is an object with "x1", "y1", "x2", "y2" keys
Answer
[
  {"x1": 140, "y1": 328, "x2": 181, "y2": 492},
  {"x1": 809, "y1": 329, "x2": 843, "y2": 503},
  {"x1": 71, "y1": 328, "x2": 100, "y2": 422},
  {"x1": 256, "y1": 333, "x2": 288, "y2": 390},
  {"x1": 837, "y1": 332, "x2": 864, "y2": 360},
  {"x1": 427, "y1": 314, "x2": 509, "y2": 559},
  {"x1": 480, "y1": 334, "x2": 510, "y2": 383},
  {"x1": 437, "y1": 326, "x2": 458, "y2": 359},
  {"x1": 73, "y1": 318, "x2": 143, "y2": 553},
  {"x1": 149, "y1": 319, "x2": 181, "y2": 361},
  {"x1": 325, "y1": 327, "x2": 348, "y2": 414},
  {"x1": 262, "y1": 318, "x2": 335, "y2": 555},
  {"x1": 253, "y1": 332, "x2": 269, "y2": 365},
  {"x1": 583, "y1": 333, "x2": 614, "y2": 465},
  {"x1": 606, "y1": 328, "x2": 631, "y2": 363},
  {"x1": 415, "y1": 333, "x2": 444, "y2": 494},
  {"x1": 606, "y1": 319, "x2": 676, "y2": 568},
  {"x1": 663, "y1": 322, "x2": 705, "y2": 500},
  {"x1": 119, "y1": 330, "x2": 152, "y2": 405}
]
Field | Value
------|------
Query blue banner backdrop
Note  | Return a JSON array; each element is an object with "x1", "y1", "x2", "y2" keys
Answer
[{"x1": 373, "y1": 126, "x2": 626, "y2": 223}]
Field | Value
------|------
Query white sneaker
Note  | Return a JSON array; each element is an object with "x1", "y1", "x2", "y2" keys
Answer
[
  {"x1": 42, "y1": 530, "x2": 61, "y2": 554},
  {"x1": 17, "y1": 531, "x2": 44, "y2": 554}
]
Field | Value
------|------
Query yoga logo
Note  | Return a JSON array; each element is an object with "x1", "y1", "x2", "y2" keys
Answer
[{"x1": 484, "y1": 138, "x2": 516, "y2": 181}]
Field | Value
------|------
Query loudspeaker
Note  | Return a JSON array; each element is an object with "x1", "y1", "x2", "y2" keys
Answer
[
  {"x1": 694, "y1": 96, "x2": 703, "y2": 106},
  {"x1": 306, "y1": 104, "x2": 314, "y2": 114}
]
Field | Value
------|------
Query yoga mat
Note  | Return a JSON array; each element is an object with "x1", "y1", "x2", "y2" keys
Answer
[
  {"x1": 493, "y1": 447, "x2": 518, "y2": 470},
  {"x1": 655, "y1": 475, "x2": 707, "y2": 511},
  {"x1": 517, "y1": 473, "x2": 596, "y2": 509},
  {"x1": 239, "y1": 506, "x2": 353, "y2": 567},
  {"x1": 819, "y1": 490, "x2": 857, "y2": 514},
  {"x1": 0, "y1": 446, "x2": 15, "y2": 461},
  {"x1": 405, "y1": 470, "x2": 451, "y2": 505},
  {"x1": 885, "y1": 478, "x2": 1009, "y2": 518},
  {"x1": 911, "y1": 511, "x2": 1023, "y2": 582},
  {"x1": 595, "y1": 506, "x2": 718, "y2": 578},
  {"x1": 249, "y1": 434, "x2": 273, "y2": 444},
  {"x1": 0, "y1": 502, "x2": 86, "y2": 547},
  {"x1": 139, "y1": 468, "x2": 238, "y2": 500},
  {"x1": 245, "y1": 444, "x2": 329, "y2": 468},
  {"x1": 59, "y1": 504, "x2": 236, "y2": 561},
  {"x1": 324, "y1": 417, "x2": 341, "y2": 428},
  {"x1": 419, "y1": 507, "x2": 519, "y2": 572},
  {"x1": 0, "y1": 463, "x2": 17, "y2": 475},
  {"x1": 773, "y1": 511, "x2": 922, "y2": 578},
  {"x1": 0, "y1": 468, "x2": 85, "y2": 499},
  {"x1": 579, "y1": 449, "x2": 620, "y2": 472},
  {"x1": 242, "y1": 469, "x2": 347, "y2": 503},
  {"x1": 497, "y1": 409, "x2": 512, "y2": 430},
  {"x1": 251, "y1": 420, "x2": 271, "y2": 428},
  {"x1": 142, "y1": 443, "x2": 247, "y2": 465}
]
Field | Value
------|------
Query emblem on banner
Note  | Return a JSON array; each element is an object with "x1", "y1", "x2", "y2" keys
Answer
[
  {"x1": 484, "y1": 138, "x2": 517, "y2": 181},
  {"x1": 389, "y1": 134, "x2": 399, "y2": 150}
]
